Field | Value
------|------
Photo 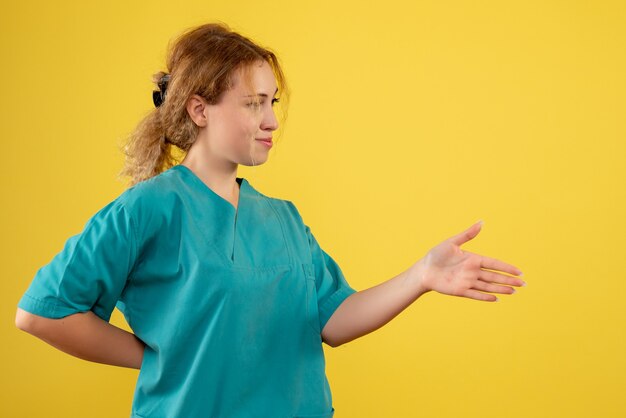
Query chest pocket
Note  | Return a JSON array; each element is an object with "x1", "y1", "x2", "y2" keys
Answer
[{"x1": 302, "y1": 262, "x2": 321, "y2": 334}]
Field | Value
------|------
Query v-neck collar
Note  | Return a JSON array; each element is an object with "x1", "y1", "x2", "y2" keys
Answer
[
  {"x1": 165, "y1": 164, "x2": 292, "y2": 268},
  {"x1": 170, "y1": 164, "x2": 261, "y2": 265},
  {"x1": 172, "y1": 164, "x2": 250, "y2": 213}
]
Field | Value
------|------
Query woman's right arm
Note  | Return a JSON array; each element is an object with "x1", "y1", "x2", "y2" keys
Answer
[{"x1": 15, "y1": 307, "x2": 145, "y2": 369}]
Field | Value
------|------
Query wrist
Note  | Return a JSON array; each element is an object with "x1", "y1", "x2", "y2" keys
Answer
[{"x1": 406, "y1": 258, "x2": 431, "y2": 298}]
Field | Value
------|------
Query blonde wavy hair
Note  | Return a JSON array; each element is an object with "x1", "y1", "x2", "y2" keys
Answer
[{"x1": 118, "y1": 22, "x2": 290, "y2": 187}]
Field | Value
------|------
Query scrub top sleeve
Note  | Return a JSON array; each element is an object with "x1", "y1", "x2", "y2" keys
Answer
[
  {"x1": 305, "y1": 225, "x2": 357, "y2": 332},
  {"x1": 17, "y1": 198, "x2": 138, "y2": 322}
]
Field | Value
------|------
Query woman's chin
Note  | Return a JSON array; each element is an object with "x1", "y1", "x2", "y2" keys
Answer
[{"x1": 241, "y1": 156, "x2": 269, "y2": 167}]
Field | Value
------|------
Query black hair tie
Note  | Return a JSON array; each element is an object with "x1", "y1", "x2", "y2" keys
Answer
[{"x1": 153, "y1": 74, "x2": 170, "y2": 108}]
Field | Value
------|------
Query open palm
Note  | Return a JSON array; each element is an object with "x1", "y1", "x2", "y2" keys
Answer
[{"x1": 417, "y1": 221, "x2": 525, "y2": 302}]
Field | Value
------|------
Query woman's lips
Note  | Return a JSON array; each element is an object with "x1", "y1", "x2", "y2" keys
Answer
[{"x1": 257, "y1": 138, "x2": 273, "y2": 147}]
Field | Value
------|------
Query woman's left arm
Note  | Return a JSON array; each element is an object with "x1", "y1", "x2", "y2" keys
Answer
[{"x1": 321, "y1": 221, "x2": 525, "y2": 347}]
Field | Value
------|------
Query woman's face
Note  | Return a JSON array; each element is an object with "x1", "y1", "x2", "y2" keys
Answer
[{"x1": 198, "y1": 60, "x2": 280, "y2": 167}]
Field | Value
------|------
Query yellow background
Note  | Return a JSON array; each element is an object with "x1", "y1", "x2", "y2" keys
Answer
[{"x1": 2, "y1": 0, "x2": 625, "y2": 417}]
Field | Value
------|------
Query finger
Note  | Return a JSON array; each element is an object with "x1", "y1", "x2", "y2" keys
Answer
[
  {"x1": 462, "y1": 288, "x2": 498, "y2": 302},
  {"x1": 465, "y1": 251, "x2": 523, "y2": 276},
  {"x1": 472, "y1": 279, "x2": 516, "y2": 295},
  {"x1": 448, "y1": 220, "x2": 483, "y2": 247},
  {"x1": 478, "y1": 269, "x2": 526, "y2": 287}
]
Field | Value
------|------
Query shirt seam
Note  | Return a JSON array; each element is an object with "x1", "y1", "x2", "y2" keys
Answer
[
  {"x1": 21, "y1": 292, "x2": 61, "y2": 311},
  {"x1": 116, "y1": 198, "x2": 139, "y2": 280},
  {"x1": 266, "y1": 198, "x2": 295, "y2": 265}
]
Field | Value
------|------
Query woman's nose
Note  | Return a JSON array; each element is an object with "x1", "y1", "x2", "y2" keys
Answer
[{"x1": 261, "y1": 107, "x2": 279, "y2": 131}]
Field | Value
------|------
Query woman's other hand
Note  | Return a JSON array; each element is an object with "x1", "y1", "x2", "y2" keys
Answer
[{"x1": 409, "y1": 221, "x2": 525, "y2": 302}]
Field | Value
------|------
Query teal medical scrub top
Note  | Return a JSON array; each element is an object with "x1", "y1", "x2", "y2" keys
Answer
[{"x1": 18, "y1": 164, "x2": 357, "y2": 418}]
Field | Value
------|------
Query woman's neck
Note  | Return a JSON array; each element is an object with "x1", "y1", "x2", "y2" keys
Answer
[{"x1": 180, "y1": 152, "x2": 240, "y2": 209}]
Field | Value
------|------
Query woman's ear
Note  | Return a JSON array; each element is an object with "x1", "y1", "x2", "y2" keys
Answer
[{"x1": 186, "y1": 94, "x2": 209, "y2": 128}]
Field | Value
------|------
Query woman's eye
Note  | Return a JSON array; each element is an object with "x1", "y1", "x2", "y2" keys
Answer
[{"x1": 247, "y1": 98, "x2": 279, "y2": 108}]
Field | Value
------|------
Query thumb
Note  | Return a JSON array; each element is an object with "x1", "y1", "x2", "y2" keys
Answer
[{"x1": 448, "y1": 220, "x2": 483, "y2": 246}]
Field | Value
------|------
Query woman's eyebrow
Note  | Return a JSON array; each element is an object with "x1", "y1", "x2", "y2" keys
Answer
[{"x1": 242, "y1": 87, "x2": 279, "y2": 98}]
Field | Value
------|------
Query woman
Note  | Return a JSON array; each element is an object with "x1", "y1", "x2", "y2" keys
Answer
[{"x1": 15, "y1": 22, "x2": 525, "y2": 418}]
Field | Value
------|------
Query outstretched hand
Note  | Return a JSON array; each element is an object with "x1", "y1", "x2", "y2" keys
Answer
[{"x1": 412, "y1": 221, "x2": 525, "y2": 302}]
